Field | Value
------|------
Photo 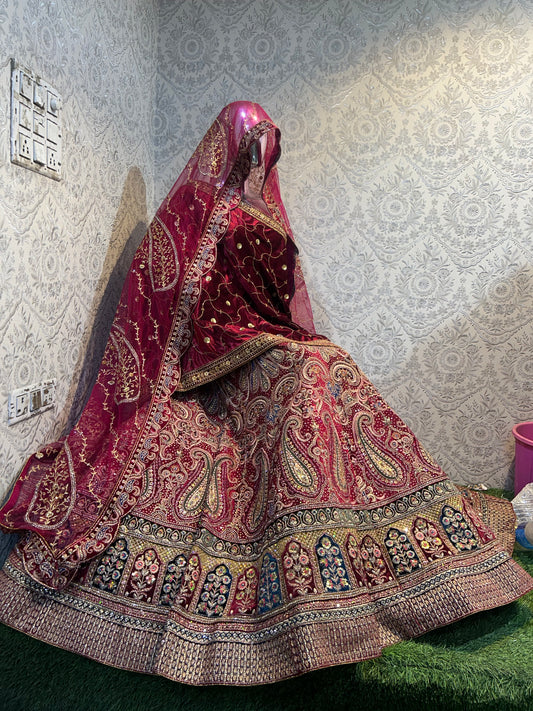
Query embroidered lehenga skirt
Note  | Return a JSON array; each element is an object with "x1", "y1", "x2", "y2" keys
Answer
[{"x1": 0, "y1": 341, "x2": 530, "y2": 685}]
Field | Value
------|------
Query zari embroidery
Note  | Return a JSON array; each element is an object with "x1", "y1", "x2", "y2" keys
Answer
[
  {"x1": 440, "y1": 505, "x2": 479, "y2": 552},
  {"x1": 125, "y1": 548, "x2": 161, "y2": 602},
  {"x1": 258, "y1": 552, "x2": 282, "y2": 614},
  {"x1": 196, "y1": 564, "x2": 232, "y2": 617},
  {"x1": 91, "y1": 538, "x2": 129, "y2": 593},
  {"x1": 316, "y1": 535, "x2": 351, "y2": 592},
  {"x1": 282, "y1": 540, "x2": 316, "y2": 598},
  {"x1": 24, "y1": 442, "x2": 76, "y2": 531},
  {"x1": 385, "y1": 528, "x2": 422, "y2": 576}
]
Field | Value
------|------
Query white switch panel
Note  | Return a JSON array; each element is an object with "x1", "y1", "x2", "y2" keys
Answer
[
  {"x1": 8, "y1": 379, "x2": 56, "y2": 425},
  {"x1": 10, "y1": 59, "x2": 62, "y2": 180}
]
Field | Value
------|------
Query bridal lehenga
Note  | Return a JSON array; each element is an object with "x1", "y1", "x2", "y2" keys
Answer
[{"x1": 0, "y1": 102, "x2": 530, "y2": 685}]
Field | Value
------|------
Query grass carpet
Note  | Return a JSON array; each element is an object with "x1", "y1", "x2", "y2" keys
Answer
[{"x1": 1, "y1": 495, "x2": 532, "y2": 711}]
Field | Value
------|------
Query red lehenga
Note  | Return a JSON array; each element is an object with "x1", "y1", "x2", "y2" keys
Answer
[{"x1": 0, "y1": 102, "x2": 531, "y2": 685}]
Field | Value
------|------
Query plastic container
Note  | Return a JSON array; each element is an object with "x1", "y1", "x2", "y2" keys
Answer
[
  {"x1": 515, "y1": 522, "x2": 533, "y2": 552},
  {"x1": 513, "y1": 422, "x2": 533, "y2": 495}
]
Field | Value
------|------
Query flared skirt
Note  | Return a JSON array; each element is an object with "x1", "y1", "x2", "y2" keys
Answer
[{"x1": 0, "y1": 341, "x2": 531, "y2": 684}]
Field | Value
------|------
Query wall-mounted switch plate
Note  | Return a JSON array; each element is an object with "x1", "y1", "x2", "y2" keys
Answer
[
  {"x1": 8, "y1": 379, "x2": 56, "y2": 425},
  {"x1": 33, "y1": 140, "x2": 46, "y2": 165},
  {"x1": 10, "y1": 59, "x2": 62, "y2": 180}
]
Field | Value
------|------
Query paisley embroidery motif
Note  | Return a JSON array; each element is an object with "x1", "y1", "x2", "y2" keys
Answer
[
  {"x1": 125, "y1": 548, "x2": 161, "y2": 602},
  {"x1": 354, "y1": 412, "x2": 403, "y2": 484},
  {"x1": 148, "y1": 218, "x2": 179, "y2": 293},
  {"x1": 440, "y1": 505, "x2": 479, "y2": 552},
  {"x1": 281, "y1": 417, "x2": 319, "y2": 495},
  {"x1": 91, "y1": 538, "x2": 129, "y2": 593},
  {"x1": 385, "y1": 528, "x2": 422, "y2": 576},
  {"x1": 179, "y1": 450, "x2": 229, "y2": 519},
  {"x1": 325, "y1": 412, "x2": 349, "y2": 494},
  {"x1": 196, "y1": 563, "x2": 233, "y2": 617},
  {"x1": 108, "y1": 326, "x2": 141, "y2": 405},
  {"x1": 412, "y1": 517, "x2": 452, "y2": 561},
  {"x1": 359, "y1": 535, "x2": 395, "y2": 587},
  {"x1": 247, "y1": 449, "x2": 269, "y2": 532},
  {"x1": 258, "y1": 552, "x2": 282, "y2": 614},
  {"x1": 282, "y1": 539, "x2": 316, "y2": 598},
  {"x1": 229, "y1": 566, "x2": 259, "y2": 615},
  {"x1": 315, "y1": 534, "x2": 351, "y2": 592},
  {"x1": 196, "y1": 118, "x2": 227, "y2": 178},
  {"x1": 24, "y1": 442, "x2": 77, "y2": 530}
]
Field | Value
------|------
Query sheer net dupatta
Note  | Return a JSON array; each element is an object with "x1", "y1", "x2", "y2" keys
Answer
[{"x1": 0, "y1": 102, "x2": 317, "y2": 589}]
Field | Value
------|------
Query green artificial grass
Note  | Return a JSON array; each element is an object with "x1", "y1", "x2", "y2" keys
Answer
[{"x1": 1, "y1": 491, "x2": 532, "y2": 711}]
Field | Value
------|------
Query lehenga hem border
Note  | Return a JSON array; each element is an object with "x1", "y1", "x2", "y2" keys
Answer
[{"x1": 0, "y1": 552, "x2": 530, "y2": 686}]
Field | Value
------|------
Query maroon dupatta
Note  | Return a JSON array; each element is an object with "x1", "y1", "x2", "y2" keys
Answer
[{"x1": 0, "y1": 102, "x2": 319, "y2": 588}]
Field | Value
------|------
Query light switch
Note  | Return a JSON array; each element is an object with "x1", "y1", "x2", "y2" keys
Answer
[
  {"x1": 10, "y1": 60, "x2": 62, "y2": 180},
  {"x1": 33, "y1": 82, "x2": 45, "y2": 108},
  {"x1": 47, "y1": 120, "x2": 59, "y2": 144},
  {"x1": 34, "y1": 114, "x2": 45, "y2": 138},
  {"x1": 19, "y1": 71, "x2": 32, "y2": 100},
  {"x1": 33, "y1": 140, "x2": 46, "y2": 164},
  {"x1": 19, "y1": 103, "x2": 32, "y2": 131},
  {"x1": 48, "y1": 91, "x2": 59, "y2": 116}
]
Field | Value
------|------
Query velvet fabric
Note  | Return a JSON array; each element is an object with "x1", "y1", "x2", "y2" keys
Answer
[{"x1": 0, "y1": 102, "x2": 319, "y2": 589}]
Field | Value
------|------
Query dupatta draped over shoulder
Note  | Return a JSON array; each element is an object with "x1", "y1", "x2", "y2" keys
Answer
[{"x1": 0, "y1": 102, "x2": 319, "y2": 589}]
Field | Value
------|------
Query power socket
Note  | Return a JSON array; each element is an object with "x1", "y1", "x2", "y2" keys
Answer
[
  {"x1": 8, "y1": 379, "x2": 56, "y2": 425},
  {"x1": 47, "y1": 147, "x2": 59, "y2": 171},
  {"x1": 18, "y1": 131, "x2": 31, "y2": 159}
]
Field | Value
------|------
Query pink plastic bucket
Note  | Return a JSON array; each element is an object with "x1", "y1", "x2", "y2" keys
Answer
[{"x1": 513, "y1": 422, "x2": 533, "y2": 494}]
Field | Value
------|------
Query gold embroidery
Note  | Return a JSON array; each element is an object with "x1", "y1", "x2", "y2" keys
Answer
[
  {"x1": 24, "y1": 442, "x2": 76, "y2": 530},
  {"x1": 240, "y1": 199, "x2": 287, "y2": 236}
]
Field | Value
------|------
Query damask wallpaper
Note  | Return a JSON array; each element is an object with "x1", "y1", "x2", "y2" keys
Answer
[
  {"x1": 0, "y1": 0, "x2": 158, "y2": 502},
  {"x1": 1, "y1": 0, "x2": 532, "y2": 504},
  {"x1": 155, "y1": 0, "x2": 533, "y2": 490}
]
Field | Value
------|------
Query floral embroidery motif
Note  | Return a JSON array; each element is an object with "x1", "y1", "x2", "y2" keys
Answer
[
  {"x1": 346, "y1": 533, "x2": 367, "y2": 588},
  {"x1": 164, "y1": 553, "x2": 201, "y2": 610},
  {"x1": 412, "y1": 517, "x2": 452, "y2": 561},
  {"x1": 125, "y1": 548, "x2": 161, "y2": 602},
  {"x1": 385, "y1": 528, "x2": 421, "y2": 576},
  {"x1": 440, "y1": 505, "x2": 479, "y2": 551},
  {"x1": 258, "y1": 552, "x2": 282, "y2": 613},
  {"x1": 358, "y1": 534, "x2": 395, "y2": 587},
  {"x1": 196, "y1": 563, "x2": 232, "y2": 617},
  {"x1": 316, "y1": 534, "x2": 351, "y2": 592},
  {"x1": 282, "y1": 540, "x2": 316, "y2": 598},
  {"x1": 91, "y1": 538, "x2": 129, "y2": 593},
  {"x1": 229, "y1": 566, "x2": 259, "y2": 615},
  {"x1": 159, "y1": 553, "x2": 188, "y2": 607}
]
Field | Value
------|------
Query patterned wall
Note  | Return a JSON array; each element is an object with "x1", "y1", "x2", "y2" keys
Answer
[
  {"x1": 1, "y1": 0, "x2": 532, "y2": 502},
  {"x1": 0, "y1": 0, "x2": 158, "y2": 501},
  {"x1": 154, "y1": 0, "x2": 533, "y2": 489}
]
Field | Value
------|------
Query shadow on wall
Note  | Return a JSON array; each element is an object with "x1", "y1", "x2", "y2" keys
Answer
[{"x1": 64, "y1": 167, "x2": 148, "y2": 431}]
